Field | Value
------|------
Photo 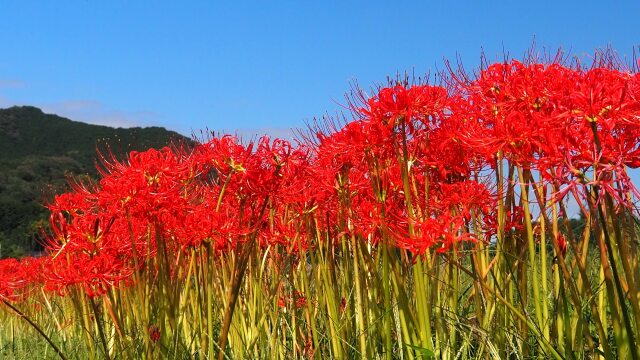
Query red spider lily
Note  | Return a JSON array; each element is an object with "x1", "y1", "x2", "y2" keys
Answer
[
  {"x1": 148, "y1": 324, "x2": 161, "y2": 343},
  {"x1": 465, "y1": 60, "x2": 576, "y2": 167},
  {"x1": 43, "y1": 251, "x2": 133, "y2": 298},
  {"x1": 506, "y1": 206, "x2": 526, "y2": 233},
  {"x1": 464, "y1": 57, "x2": 640, "y2": 208},
  {"x1": 43, "y1": 210, "x2": 135, "y2": 297},
  {"x1": 411, "y1": 108, "x2": 485, "y2": 181},
  {"x1": 294, "y1": 291, "x2": 307, "y2": 309},
  {"x1": 394, "y1": 213, "x2": 476, "y2": 255},
  {"x1": 361, "y1": 84, "x2": 450, "y2": 132},
  {"x1": 258, "y1": 215, "x2": 311, "y2": 251},
  {"x1": 0, "y1": 257, "x2": 44, "y2": 302},
  {"x1": 190, "y1": 135, "x2": 253, "y2": 179},
  {"x1": 98, "y1": 147, "x2": 192, "y2": 219},
  {"x1": 9, "y1": 49, "x2": 633, "y2": 305},
  {"x1": 339, "y1": 297, "x2": 347, "y2": 314},
  {"x1": 311, "y1": 80, "x2": 489, "y2": 254},
  {"x1": 435, "y1": 181, "x2": 493, "y2": 220},
  {"x1": 555, "y1": 233, "x2": 568, "y2": 257},
  {"x1": 482, "y1": 205, "x2": 526, "y2": 242},
  {"x1": 44, "y1": 209, "x2": 137, "y2": 297},
  {"x1": 42, "y1": 144, "x2": 201, "y2": 297},
  {"x1": 302, "y1": 336, "x2": 316, "y2": 359},
  {"x1": 175, "y1": 185, "x2": 241, "y2": 250}
]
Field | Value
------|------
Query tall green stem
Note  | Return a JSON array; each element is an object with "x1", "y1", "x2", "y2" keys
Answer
[{"x1": 517, "y1": 166, "x2": 545, "y2": 337}]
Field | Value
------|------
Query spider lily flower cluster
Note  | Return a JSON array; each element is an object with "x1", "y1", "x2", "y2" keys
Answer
[{"x1": 1, "y1": 50, "x2": 639, "y2": 360}]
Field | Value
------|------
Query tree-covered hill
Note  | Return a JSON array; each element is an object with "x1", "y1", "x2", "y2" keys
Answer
[{"x1": 0, "y1": 106, "x2": 191, "y2": 257}]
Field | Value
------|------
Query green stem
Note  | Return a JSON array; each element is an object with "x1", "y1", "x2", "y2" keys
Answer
[
  {"x1": 517, "y1": 166, "x2": 545, "y2": 336},
  {"x1": 594, "y1": 185, "x2": 638, "y2": 360},
  {"x1": 2, "y1": 298, "x2": 69, "y2": 360},
  {"x1": 351, "y1": 233, "x2": 369, "y2": 359},
  {"x1": 207, "y1": 245, "x2": 215, "y2": 359},
  {"x1": 90, "y1": 297, "x2": 111, "y2": 360},
  {"x1": 590, "y1": 121, "x2": 638, "y2": 360},
  {"x1": 445, "y1": 255, "x2": 564, "y2": 360},
  {"x1": 383, "y1": 238, "x2": 392, "y2": 360}
]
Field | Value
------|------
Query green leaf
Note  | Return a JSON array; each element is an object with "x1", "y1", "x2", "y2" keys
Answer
[{"x1": 404, "y1": 343, "x2": 435, "y2": 359}]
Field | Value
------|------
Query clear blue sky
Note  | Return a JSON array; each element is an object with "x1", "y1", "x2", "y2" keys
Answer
[{"x1": 0, "y1": 1, "x2": 639, "y2": 138}]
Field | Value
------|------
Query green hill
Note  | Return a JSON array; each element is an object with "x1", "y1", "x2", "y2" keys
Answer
[{"x1": 0, "y1": 106, "x2": 191, "y2": 257}]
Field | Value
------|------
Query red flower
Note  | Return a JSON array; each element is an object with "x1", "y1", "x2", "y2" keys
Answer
[
  {"x1": 295, "y1": 291, "x2": 307, "y2": 309},
  {"x1": 0, "y1": 257, "x2": 44, "y2": 302},
  {"x1": 361, "y1": 84, "x2": 450, "y2": 132},
  {"x1": 555, "y1": 234, "x2": 568, "y2": 257},
  {"x1": 148, "y1": 324, "x2": 161, "y2": 343}
]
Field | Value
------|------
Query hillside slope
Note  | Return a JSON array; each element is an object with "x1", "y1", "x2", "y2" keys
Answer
[{"x1": 0, "y1": 106, "x2": 190, "y2": 257}]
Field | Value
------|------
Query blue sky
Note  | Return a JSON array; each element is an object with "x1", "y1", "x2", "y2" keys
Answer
[{"x1": 0, "y1": 1, "x2": 639, "y2": 138}]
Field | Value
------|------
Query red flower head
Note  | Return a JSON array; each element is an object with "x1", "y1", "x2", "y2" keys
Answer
[
  {"x1": 361, "y1": 84, "x2": 450, "y2": 132},
  {"x1": 295, "y1": 291, "x2": 307, "y2": 309},
  {"x1": 148, "y1": 324, "x2": 161, "y2": 343},
  {"x1": 0, "y1": 257, "x2": 44, "y2": 302},
  {"x1": 555, "y1": 233, "x2": 568, "y2": 258}
]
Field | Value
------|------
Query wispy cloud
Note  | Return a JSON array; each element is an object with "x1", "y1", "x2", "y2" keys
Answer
[
  {"x1": 0, "y1": 79, "x2": 26, "y2": 89},
  {"x1": 0, "y1": 96, "x2": 166, "y2": 130},
  {"x1": 0, "y1": 79, "x2": 156, "y2": 128},
  {"x1": 36, "y1": 100, "x2": 162, "y2": 129}
]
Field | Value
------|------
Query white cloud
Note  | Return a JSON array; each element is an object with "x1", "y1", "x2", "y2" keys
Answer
[
  {"x1": 40, "y1": 100, "x2": 145, "y2": 128},
  {"x1": 0, "y1": 77, "x2": 170, "y2": 129},
  {"x1": 0, "y1": 95, "x2": 170, "y2": 131}
]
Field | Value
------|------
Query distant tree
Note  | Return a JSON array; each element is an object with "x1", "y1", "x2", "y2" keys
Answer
[{"x1": 0, "y1": 232, "x2": 26, "y2": 259}]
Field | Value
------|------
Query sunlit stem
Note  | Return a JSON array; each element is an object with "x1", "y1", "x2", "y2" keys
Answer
[
  {"x1": 550, "y1": 202, "x2": 564, "y2": 354},
  {"x1": 383, "y1": 234, "x2": 392, "y2": 360},
  {"x1": 350, "y1": 232, "x2": 368, "y2": 359},
  {"x1": 517, "y1": 166, "x2": 545, "y2": 336},
  {"x1": 1, "y1": 298, "x2": 68, "y2": 360},
  {"x1": 445, "y1": 255, "x2": 564, "y2": 360},
  {"x1": 396, "y1": 116, "x2": 432, "y2": 352},
  {"x1": 589, "y1": 121, "x2": 638, "y2": 360},
  {"x1": 89, "y1": 297, "x2": 111, "y2": 360},
  {"x1": 533, "y1": 181, "x2": 550, "y2": 341}
]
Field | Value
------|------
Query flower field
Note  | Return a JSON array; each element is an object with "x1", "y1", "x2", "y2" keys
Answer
[{"x1": 1, "y1": 50, "x2": 640, "y2": 359}]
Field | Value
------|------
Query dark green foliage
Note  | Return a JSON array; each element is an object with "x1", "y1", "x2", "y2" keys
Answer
[{"x1": 0, "y1": 106, "x2": 191, "y2": 257}]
